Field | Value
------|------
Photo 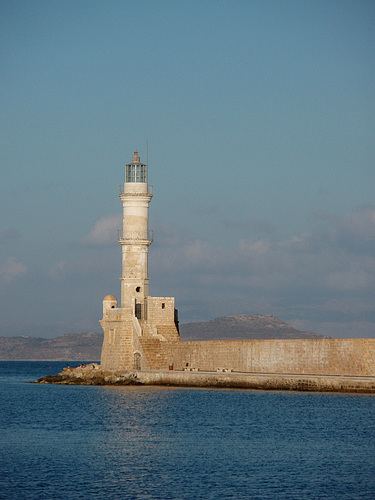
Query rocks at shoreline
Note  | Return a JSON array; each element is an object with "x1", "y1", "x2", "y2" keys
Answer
[{"x1": 35, "y1": 363, "x2": 139, "y2": 385}]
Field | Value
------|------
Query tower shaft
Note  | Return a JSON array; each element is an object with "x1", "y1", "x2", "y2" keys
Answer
[{"x1": 118, "y1": 150, "x2": 152, "y2": 316}]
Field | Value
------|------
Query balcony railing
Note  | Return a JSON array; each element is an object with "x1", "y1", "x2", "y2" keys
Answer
[
  {"x1": 119, "y1": 185, "x2": 153, "y2": 196},
  {"x1": 117, "y1": 229, "x2": 153, "y2": 243}
]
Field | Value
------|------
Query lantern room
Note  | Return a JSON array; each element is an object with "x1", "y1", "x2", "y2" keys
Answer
[{"x1": 125, "y1": 150, "x2": 147, "y2": 183}]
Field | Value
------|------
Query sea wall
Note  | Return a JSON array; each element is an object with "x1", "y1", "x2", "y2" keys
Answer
[
  {"x1": 162, "y1": 338, "x2": 375, "y2": 376},
  {"x1": 35, "y1": 364, "x2": 375, "y2": 393}
]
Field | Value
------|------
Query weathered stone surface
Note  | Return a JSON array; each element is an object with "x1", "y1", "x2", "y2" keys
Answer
[{"x1": 163, "y1": 338, "x2": 375, "y2": 376}]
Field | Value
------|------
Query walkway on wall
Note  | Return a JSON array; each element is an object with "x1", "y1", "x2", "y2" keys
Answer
[{"x1": 131, "y1": 369, "x2": 375, "y2": 393}]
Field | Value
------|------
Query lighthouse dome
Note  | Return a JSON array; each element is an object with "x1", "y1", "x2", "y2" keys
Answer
[{"x1": 103, "y1": 295, "x2": 117, "y2": 301}]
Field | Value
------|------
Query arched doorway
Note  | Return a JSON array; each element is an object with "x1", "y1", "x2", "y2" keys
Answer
[{"x1": 134, "y1": 352, "x2": 141, "y2": 370}]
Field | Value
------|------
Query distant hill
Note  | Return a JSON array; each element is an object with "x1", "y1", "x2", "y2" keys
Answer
[
  {"x1": 0, "y1": 332, "x2": 103, "y2": 361},
  {"x1": 0, "y1": 315, "x2": 326, "y2": 360},
  {"x1": 179, "y1": 314, "x2": 327, "y2": 341}
]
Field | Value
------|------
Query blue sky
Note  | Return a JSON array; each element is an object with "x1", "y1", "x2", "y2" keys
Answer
[{"x1": 1, "y1": 0, "x2": 374, "y2": 338}]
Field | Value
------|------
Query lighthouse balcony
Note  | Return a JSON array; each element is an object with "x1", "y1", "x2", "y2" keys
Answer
[
  {"x1": 119, "y1": 185, "x2": 153, "y2": 196},
  {"x1": 117, "y1": 230, "x2": 153, "y2": 244}
]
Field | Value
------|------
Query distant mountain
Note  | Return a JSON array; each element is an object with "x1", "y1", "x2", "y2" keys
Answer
[
  {"x1": 179, "y1": 314, "x2": 327, "y2": 341},
  {"x1": 0, "y1": 315, "x2": 326, "y2": 360},
  {"x1": 0, "y1": 332, "x2": 103, "y2": 361}
]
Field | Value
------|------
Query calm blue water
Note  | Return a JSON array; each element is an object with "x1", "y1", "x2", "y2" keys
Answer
[{"x1": 1, "y1": 362, "x2": 375, "y2": 500}]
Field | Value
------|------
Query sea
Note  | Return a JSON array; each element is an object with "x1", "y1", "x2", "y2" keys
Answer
[{"x1": 1, "y1": 362, "x2": 375, "y2": 500}]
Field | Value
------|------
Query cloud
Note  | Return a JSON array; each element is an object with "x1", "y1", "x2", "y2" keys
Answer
[
  {"x1": 238, "y1": 239, "x2": 271, "y2": 255},
  {"x1": 224, "y1": 218, "x2": 276, "y2": 235},
  {"x1": 2, "y1": 205, "x2": 372, "y2": 338},
  {"x1": 81, "y1": 214, "x2": 122, "y2": 246},
  {"x1": 192, "y1": 209, "x2": 277, "y2": 236},
  {"x1": 0, "y1": 257, "x2": 27, "y2": 285},
  {"x1": 150, "y1": 205, "x2": 375, "y2": 335}
]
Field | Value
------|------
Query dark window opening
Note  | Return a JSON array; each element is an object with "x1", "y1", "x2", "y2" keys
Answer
[
  {"x1": 135, "y1": 303, "x2": 142, "y2": 319},
  {"x1": 136, "y1": 286, "x2": 141, "y2": 293},
  {"x1": 134, "y1": 352, "x2": 141, "y2": 370},
  {"x1": 162, "y1": 303, "x2": 165, "y2": 309}
]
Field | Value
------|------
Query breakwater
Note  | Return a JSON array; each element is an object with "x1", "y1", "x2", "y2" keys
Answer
[{"x1": 35, "y1": 364, "x2": 375, "y2": 393}]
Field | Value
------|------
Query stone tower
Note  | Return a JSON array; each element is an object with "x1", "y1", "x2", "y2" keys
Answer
[
  {"x1": 100, "y1": 151, "x2": 180, "y2": 371},
  {"x1": 119, "y1": 150, "x2": 152, "y2": 317}
]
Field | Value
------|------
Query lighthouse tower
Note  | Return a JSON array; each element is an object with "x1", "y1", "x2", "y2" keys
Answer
[
  {"x1": 100, "y1": 150, "x2": 180, "y2": 371},
  {"x1": 119, "y1": 150, "x2": 152, "y2": 317}
]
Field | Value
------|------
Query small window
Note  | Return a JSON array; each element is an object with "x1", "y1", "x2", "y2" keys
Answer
[
  {"x1": 136, "y1": 286, "x2": 141, "y2": 293},
  {"x1": 162, "y1": 303, "x2": 165, "y2": 309},
  {"x1": 109, "y1": 329, "x2": 115, "y2": 345}
]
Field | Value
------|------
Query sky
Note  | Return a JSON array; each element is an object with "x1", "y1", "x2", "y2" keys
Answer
[{"x1": 1, "y1": 0, "x2": 374, "y2": 339}]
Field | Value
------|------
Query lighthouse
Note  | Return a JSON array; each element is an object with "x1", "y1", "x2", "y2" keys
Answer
[
  {"x1": 100, "y1": 150, "x2": 180, "y2": 371},
  {"x1": 119, "y1": 150, "x2": 153, "y2": 317}
]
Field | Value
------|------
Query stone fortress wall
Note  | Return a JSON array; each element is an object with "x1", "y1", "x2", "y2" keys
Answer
[{"x1": 161, "y1": 338, "x2": 375, "y2": 377}]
